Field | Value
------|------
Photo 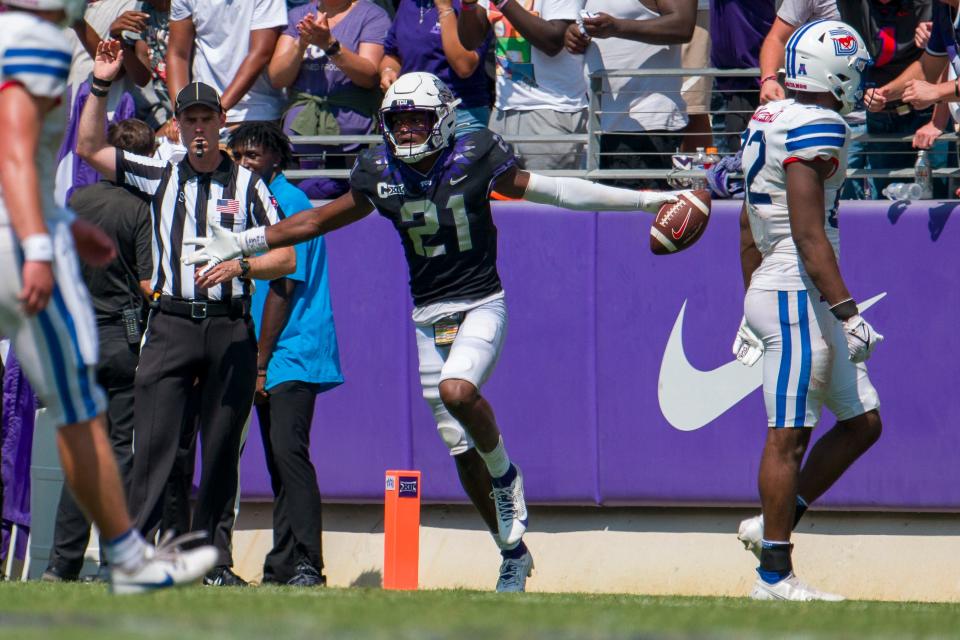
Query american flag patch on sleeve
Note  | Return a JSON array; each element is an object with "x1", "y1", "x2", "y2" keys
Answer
[{"x1": 216, "y1": 199, "x2": 240, "y2": 214}]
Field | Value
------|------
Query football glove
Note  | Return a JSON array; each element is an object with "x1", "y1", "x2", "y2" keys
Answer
[
  {"x1": 732, "y1": 316, "x2": 763, "y2": 366},
  {"x1": 182, "y1": 225, "x2": 244, "y2": 269},
  {"x1": 637, "y1": 190, "x2": 679, "y2": 213},
  {"x1": 842, "y1": 314, "x2": 883, "y2": 363}
]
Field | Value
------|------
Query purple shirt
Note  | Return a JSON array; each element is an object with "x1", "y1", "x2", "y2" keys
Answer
[
  {"x1": 709, "y1": 0, "x2": 775, "y2": 92},
  {"x1": 384, "y1": 0, "x2": 492, "y2": 109},
  {"x1": 283, "y1": 0, "x2": 391, "y2": 136}
]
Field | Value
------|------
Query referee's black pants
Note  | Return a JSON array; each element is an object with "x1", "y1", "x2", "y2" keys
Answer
[
  {"x1": 255, "y1": 381, "x2": 324, "y2": 582},
  {"x1": 128, "y1": 309, "x2": 256, "y2": 566},
  {"x1": 46, "y1": 322, "x2": 138, "y2": 577}
]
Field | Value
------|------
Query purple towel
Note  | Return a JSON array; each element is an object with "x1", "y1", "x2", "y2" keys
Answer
[
  {"x1": 57, "y1": 81, "x2": 136, "y2": 205},
  {"x1": 1, "y1": 349, "x2": 37, "y2": 563}
]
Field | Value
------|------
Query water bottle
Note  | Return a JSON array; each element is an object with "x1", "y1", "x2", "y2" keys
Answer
[
  {"x1": 704, "y1": 146, "x2": 720, "y2": 170},
  {"x1": 914, "y1": 150, "x2": 933, "y2": 199},
  {"x1": 692, "y1": 146, "x2": 708, "y2": 190},
  {"x1": 882, "y1": 182, "x2": 923, "y2": 201}
]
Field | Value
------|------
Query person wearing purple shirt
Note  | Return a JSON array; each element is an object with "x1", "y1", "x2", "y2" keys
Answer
[
  {"x1": 379, "y1": 0, "x2": 493, "y2": 135},
  {"x1": 269, "y1": 0, "x2": 391, "y2": 199},
  {"x1": 710, "y1": 0, "x2": 775, "y2": 151}
]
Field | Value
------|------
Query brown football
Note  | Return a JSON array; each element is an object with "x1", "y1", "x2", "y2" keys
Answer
[{"x1": 649, "y1": 189, "x2": 711, "y2": 255}]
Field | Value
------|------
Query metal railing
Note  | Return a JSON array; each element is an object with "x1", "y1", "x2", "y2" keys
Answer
[{"x1": 287, "y1": 67, "x2": 960, "y2": 184}]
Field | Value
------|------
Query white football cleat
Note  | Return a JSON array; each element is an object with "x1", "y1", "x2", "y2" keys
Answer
[
  {"x1": 750, "y1": 572, "x2": 845, "y2": 602},
  {"x1": 490, "y1": 464, "x2": 528, "y2": 546},
  {"x1": 111, "y1": 532, "x2": 218, "y2": 595},
  {"x1": 496, "y1": 550, "x2": 534, "y2": 593},
  {"x1": 737, "y1": 514, "x2": 763, "y2": 560}
]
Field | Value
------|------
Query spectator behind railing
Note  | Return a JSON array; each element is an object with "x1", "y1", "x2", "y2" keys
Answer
[
  {"x1": 167, "y1": 0, "x2": 288, "y2": 127},
  {"x1": 565, "y1": 0, "x2": 696, "y2": 189},
  {"x1": 678, "y1": 0, "x2": 713, "y2": 152},
  {"x1": 709, "y1": 0, "x2": 774, "y2": 152},
  {"x1": 457, "y1": 0, "x2": 588, "y2": 171},
  {"x1": 56, "y1": 1, "x2": 152, "y2": 205},
  {"x1": 903, "y1": 0, "x2": 958, "y2": 172},
  {"x1": 138, "y1": 0, "x2": 174, "y2": 130},
  {"x1": 848, "y1": 0, "x2": 936, "y2": 197},
  {"x1": 379, "y1": 0, "x2": 494, "y2": 136},
  {"x1": 268, "y1": 0, "x2": 391, "y2": 199}
]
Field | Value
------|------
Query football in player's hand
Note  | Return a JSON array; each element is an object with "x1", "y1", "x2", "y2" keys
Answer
[{"x1": 649, "y1": 189, "x2": 711, "y2": 255}]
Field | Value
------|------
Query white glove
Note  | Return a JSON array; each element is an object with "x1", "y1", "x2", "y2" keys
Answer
[
  {"x1": 182, "y1": 225, "x2": 244, "y2": 268},
  {"x1": 843, "y1": 314, "x2": 883, "y2": 363},
  {"x1": 732, "y1": 316, "x2": 764, "y2": 366},
  {"x1": 637, "y1": 190, "x2": 678, "y2": 213}
]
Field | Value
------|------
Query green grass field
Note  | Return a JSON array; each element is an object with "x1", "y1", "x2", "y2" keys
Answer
[{"x1": 1, "y1": 583, "x2": 958, "y2": 640}]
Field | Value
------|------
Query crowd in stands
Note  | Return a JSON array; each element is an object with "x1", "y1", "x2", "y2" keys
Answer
[
  {"x1": 2, "y1": 0, "x2": 958, "y2": 587},
  {"x1": 5, "y1": 0, "x2": 950, "y2": 199}
]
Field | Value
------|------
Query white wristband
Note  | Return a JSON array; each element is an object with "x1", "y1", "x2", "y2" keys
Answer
[
  {"x1": 22, "y1": 234, "x2": 53, "y2": 262},
  {"x1": 239, "y1": 226, "x2": 269, "y2": 256}
]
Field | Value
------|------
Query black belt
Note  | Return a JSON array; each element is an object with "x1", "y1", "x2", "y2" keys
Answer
[{"x1": 156, "y1": 295, "x2": 250, "y2": 320}]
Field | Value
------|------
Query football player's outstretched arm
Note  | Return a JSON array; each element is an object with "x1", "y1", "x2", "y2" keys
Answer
[
  {"x1": 76, "y1": 40, "x2": 124, "y2": 183},
  {"x1": 183, "y1": 190, "x2": 375, "y2": 265},
  {"x1": 785, "y1": 159, "x2": 850, "y2": 306},
  {"x1": 493, "y1": 167, "x2": 676, "y2": 213}
]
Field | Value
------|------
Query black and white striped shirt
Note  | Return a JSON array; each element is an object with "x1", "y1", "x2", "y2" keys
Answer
[{"x1": 115, "y1": 149, "x2": 281, "y2": 301}]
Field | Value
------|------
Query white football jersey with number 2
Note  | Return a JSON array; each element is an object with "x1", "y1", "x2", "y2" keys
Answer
[
  {"x1": 0, "y1": 11, "x2": 73, "y2": 228},
  {"x1": 741, "y1": 98, "x2": 849, "y2": 292}
]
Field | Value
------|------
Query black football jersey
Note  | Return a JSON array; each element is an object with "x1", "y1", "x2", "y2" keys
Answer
[{"x1": 349, "y1": 129, "x2": 517, "y2": 306}]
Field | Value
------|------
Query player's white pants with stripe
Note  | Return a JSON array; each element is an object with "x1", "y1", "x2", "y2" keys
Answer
[
  {"x1": 415, "y1": 296, "x2": 507, "y2": 455},
  {"x1": 0, "y1": 222, "x2": 106, "y2": 427},
  {"x1": 744, "y1": 288, "x2": 879, "y2": 428}
]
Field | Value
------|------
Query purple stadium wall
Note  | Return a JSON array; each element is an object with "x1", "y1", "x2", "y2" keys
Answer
[{"x1": 236, "y1": 200, "x2": 960, "y2": 510}]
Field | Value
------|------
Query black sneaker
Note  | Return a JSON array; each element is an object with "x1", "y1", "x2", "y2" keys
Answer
[
  {"x1": 203, "y1": 565, "x2": 249, "y2": 587},
  {"x1": 41, "y1": 566, "x2": 79, "y2": 583},
  {"x1": 286, "y1": 562, "x2": 326, "y2": 587}
]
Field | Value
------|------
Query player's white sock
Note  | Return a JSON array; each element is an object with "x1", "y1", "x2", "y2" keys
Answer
[
  {"x1": 104, "y1": 528, "x2": 147, "y2": 573},
  {"x1": 478, "y1": 436, "x2": 511, "y2": 479}
]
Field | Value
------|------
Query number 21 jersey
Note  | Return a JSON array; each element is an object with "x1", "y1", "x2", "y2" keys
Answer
[
  {"x1": 741, "y1": 99, "x2": 849, "y2": 291},
  {"x1": 349, "y1": 130, "x2": 517, "y2": 306}
]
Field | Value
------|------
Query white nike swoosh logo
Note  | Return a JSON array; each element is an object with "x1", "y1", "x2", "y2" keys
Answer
[
  {"x1": 450, "y1": 175, "x2": 467, "y2": 186},
  {"x1": 658, "y1": 292, "x2": 886, "y2": 431}
]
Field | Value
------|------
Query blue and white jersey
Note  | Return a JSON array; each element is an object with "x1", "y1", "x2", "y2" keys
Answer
[
  {"x1": 0, "y1": 11, "x2": 73, "y2": 228},
  {"x1": 741, "y1": 99, "x2": 849, "y2": 291}
]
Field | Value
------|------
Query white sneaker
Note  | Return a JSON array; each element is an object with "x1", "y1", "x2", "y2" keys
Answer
[
  {"x1": 496, "y1": 550, "x2": 534, "y2": 593},
  {"x1": 737, "y1": 514, "x2": 763, "y2": 560},
  {"x1": 490, "y1": 464, "x2": 528, "y2": 546},
  {"x1": 111, "y1": 532, "x2": 218, "y2": 595},
  {"x1": 750, "y1": 572, "x2": 845, "y2": 601}
]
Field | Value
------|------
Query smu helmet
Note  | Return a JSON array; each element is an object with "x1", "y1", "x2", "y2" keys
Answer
[{"x1": 783, "y1": 20, "x2": 872, "y2": 115}]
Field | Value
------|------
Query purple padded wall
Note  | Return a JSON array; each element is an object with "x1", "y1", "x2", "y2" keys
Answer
[{"x1": 238, "y1": 200, "x2": 960, "y2": 510}]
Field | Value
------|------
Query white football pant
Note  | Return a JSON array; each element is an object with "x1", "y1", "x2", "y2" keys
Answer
[
  {"x1": 744, "y1": 288, "x2": 879, "y2": 428},
  {"x1": 416, "y1": 296, "x2": 507, "y2": 455},
  {"x1": 0, "y1": 222, "x2": 106, "y2": 427}
]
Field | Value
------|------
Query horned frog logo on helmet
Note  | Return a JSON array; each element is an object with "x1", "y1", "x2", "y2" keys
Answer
[
  {"x1": 783, "y1": 19, "x2": 872, "y2": 115},
  {"x1": 379, "y1": 72, "x2": 462, "y2": 164}
]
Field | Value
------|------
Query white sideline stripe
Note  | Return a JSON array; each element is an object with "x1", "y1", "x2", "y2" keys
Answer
[{"x1": 650, "y1": 227, "x2": 678, "y2": 252}]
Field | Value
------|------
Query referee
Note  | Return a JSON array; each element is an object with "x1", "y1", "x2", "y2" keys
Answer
[{"x1": 76, "y1": 42, "x2": 295, "y2": 583}]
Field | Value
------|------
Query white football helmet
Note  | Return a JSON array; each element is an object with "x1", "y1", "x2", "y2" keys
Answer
[
  {"x1": 783, "y1": 19, "x2": 872, "y2": 115},
  {"x1": 379, "y1": 72, "x2": 461, "y2": 164}
]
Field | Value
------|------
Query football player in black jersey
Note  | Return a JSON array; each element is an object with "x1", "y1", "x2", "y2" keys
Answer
[{"x1": 185, "y1": 72, "x2": 677, "y2": 592}]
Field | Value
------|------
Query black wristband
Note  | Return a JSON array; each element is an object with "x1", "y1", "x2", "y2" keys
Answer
[
  {"x1": 830, "y1": 298, "x2": 859, "y2": 321},
  {"x1": 91, "y1": 76, "x2": 113, "y2": 88},
  {"x1": 89, "y1": 85, "x2": 110, "y2": 98}
]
